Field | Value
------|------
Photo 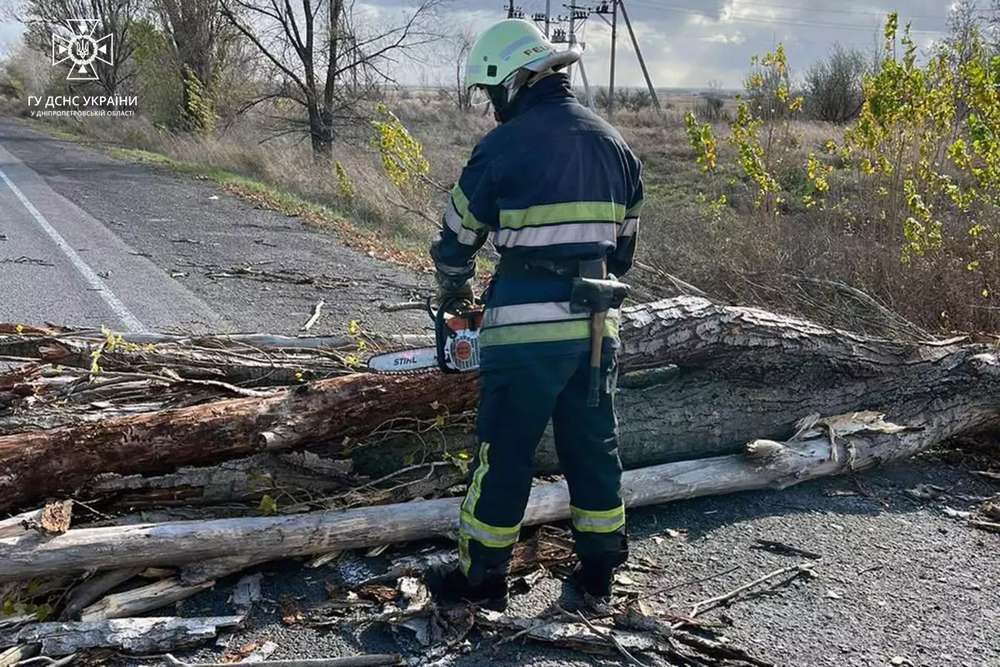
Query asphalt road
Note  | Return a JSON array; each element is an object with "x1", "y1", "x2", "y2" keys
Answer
[
  {"x1": 0, "y1": 117, "x2": 427, "y2": 337},
  {"x1": 171, "y1": 450, "x2": 1000, "y2": 667},
  {"x1": 2, "y1": 117, "x2": 998, "y2": 666}
]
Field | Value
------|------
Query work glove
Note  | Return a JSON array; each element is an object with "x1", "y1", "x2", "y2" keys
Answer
[
  {"x1": 430, "y1": 240, "x2": 476, "y2": 307},
  {"x1": 436, "y1": 274, "x2": 475, "y2": 308}
]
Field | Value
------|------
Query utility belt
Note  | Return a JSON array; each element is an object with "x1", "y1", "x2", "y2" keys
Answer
[
  {"x1": 493, "y1": 255, "x2": 629, "y2": 318},
  {"x1": 495, "y1": 257, "x2": 608, "y2": 280}
]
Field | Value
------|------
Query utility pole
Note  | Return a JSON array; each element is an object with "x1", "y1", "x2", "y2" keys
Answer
[
  {"x1": 594, "y1": 0, "x2": 618, "y2": 117},
  {"x1": 578, "y1": 58, "x2": 596, "y2": 108},
  {"x1": 618, "y1": 0, "x2": 661, "y2": 111},
  {"x1": 565, "y1": 1, "x2": 578, "y2": 82},
  {"x1": 506, "y1": 0, "x2": 515, "y2": 18},
  {"x1": 609, "y1": 1, "x2": 618, "y2": 117},
  {"x1": 564, "y1": 1, "x2": 590, "y2": 101},
  {"x1": 545, "y1": 0, "x2": 551, "y2": 37}
]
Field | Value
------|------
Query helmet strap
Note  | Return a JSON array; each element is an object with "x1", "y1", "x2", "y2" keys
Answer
[
  {"x1": 485, "y1": 69, "x2": 534, "y2": 123},
  {"x1": 484, "y1": 85, "x2": 510, "y2": 123}
]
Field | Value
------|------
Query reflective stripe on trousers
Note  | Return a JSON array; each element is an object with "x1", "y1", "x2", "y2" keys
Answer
[
  {"x1": 459, "y1": 441, "x2": 522, "y2": 574},
  {"x1": 571, "y1": 503, "x2": 626, "y2": 533}
]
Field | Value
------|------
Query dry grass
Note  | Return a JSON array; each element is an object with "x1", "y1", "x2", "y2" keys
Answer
[
  {"x1": 27, "y1": 91, "x2": 998, "y2": 336},
  {"x1": 47, "y1": 112, "x2": 443, "y2": 254},
  {"x1": 624, "y1": 115, "x2": 998, "y2": 335}
]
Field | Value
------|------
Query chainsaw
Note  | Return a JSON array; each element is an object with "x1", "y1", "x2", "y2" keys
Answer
[{"x1": 366, "y1": 297, "x2": 484, "y2": 374}]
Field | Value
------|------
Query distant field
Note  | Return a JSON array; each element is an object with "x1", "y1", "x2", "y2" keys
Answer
[{"x1": 20, "y1": 79, "x2": 995, "y2": 336}]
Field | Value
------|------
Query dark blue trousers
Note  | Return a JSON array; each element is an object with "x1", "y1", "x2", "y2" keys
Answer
[{"x1": 458, "y1": 350, "x2": 627, "y2": 585}]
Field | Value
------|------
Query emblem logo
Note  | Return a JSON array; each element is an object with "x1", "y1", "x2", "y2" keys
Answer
[{"x1": 52, "y1": 19, "x2": 113, "y2": 82}]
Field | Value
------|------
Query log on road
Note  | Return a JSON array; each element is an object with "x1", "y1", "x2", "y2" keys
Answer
[
  {"x1": 3, "y1": 406, "x2": 997, "y2": 581},
  {"x1": 0, "y1": 616, "x2": 244, "y2": 656},
  {"x1": 0, "y1": 371, "x2": 477, "y2": 513},
  {"x1": 1, "y1": 297, "x2": 997, "y2": 512}
]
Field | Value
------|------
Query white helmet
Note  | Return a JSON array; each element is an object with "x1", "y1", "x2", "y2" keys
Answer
[{"x1": 465, "y1": 19, "x2": 581, "y2": 90}]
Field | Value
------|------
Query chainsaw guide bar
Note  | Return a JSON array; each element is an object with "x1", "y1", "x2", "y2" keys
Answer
[{"x1": 366, "y1": 297, "x2": 483, "y2": 375}]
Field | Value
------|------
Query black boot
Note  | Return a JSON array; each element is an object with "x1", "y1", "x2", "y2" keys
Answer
[
  {"x1": 573, "y1": 560, "x2": 615, "y2": 599},
  {"x1": 426, "y1": 566, "x2": 509, "y2": 611},
  {"x1": 570, "y1": 560, "x2": 617, "y2": 614}
]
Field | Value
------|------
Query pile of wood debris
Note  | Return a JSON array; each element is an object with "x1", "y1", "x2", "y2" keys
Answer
[{"x1": 1, "y1": 297, "x2": 998, "y2": 665}]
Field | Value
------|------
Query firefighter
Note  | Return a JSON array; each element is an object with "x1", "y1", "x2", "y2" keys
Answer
[{"x1": 429, "y1": 18, "x2": 644, "y2": 610}]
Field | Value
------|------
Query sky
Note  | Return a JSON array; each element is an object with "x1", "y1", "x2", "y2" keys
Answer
[{"x1": 0, "y1": 1, "x2": 968, "y2": 90}]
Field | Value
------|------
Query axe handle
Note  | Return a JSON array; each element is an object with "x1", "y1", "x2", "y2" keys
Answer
[{"x1": 587, "y1": 310, "x2": 608, "y2": 407}]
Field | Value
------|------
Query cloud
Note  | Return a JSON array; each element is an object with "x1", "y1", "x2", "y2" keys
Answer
[
  {"x1": 374, "y1": 0, "x2": 953, "y2": 89},
  {"x1": 701, "y1": 32, "x2": 747, "y2": 45},
  {"x1": 0, "y1": 0, "x2": 957, "y2": 88}
]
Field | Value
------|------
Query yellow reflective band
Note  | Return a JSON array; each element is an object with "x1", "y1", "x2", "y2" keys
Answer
[
  {"x1": 480, "y1": 318, "x2": 619, "y2": 347},
  {"x1": 459, "y1": 440, "x2": 491, "y2": 575},
  {"x1": 570, "y1": 503, "x2": 626, "y2": 533},
  {"x1": 463, "y1": 212, "x2": 488, "y2": 232},
  {"x1": 460, "y1": 511, "x2": 521, "y2": 549},
  {"x1": 500, "y1": 201, "x2": 627, "y2": 230},
  {"x1": 462, "y1": 442, "x2": 490, "y2": 516},
  {"x1": 451, "y1": 184, "x2": 488, "y2": 232},
  {"x1": 451, "y1": 184, "x2": 470, "y2": 217},
  {"x1": 626, "y1": 200, "x2": 644, "y2": 218}
]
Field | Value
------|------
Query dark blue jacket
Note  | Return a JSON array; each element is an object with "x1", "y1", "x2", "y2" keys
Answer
[{"x1": 431, "y1": 73, "x2": 644, "y2": 369}]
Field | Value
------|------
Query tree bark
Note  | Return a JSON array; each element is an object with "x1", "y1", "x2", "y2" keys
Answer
[
  {"x1": 0, "y1": 616, "x2": 244, "y2": 656},
  {"x1": 0, "y1": 372, "x2": 477, "y2": 513},
  {"x1": 80, "y1": 578, "x2": 215, "y2": 621},
  {"x1": 1, "y1": 297, "x2": 997, "y2": 513},
  {"x1": 2, "y1": 403, "x2": 997, "y2": 582},
  {"x1": 61, "y1": 568, "x2": 144, "y2": 620}
]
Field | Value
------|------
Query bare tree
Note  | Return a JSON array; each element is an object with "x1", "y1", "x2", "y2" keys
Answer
[
  {"x1": 946, "y1": 0, "x2": 980, "y2": 66},
  {"x1": 698, "y1": 79, "x2": 725, "y2": 122},
  {"x1": 941, "y1": 0, "x2": 986, "y2": 123},
  {"x1": 218, "y1": 0, "x2": 442, "y2": 158},
  {"x1": 154, "y1": 0, "x2": 227, "y2": 131},
  {"x1": 803, "y1": 43, "x2": 866, "y2": 123},
  {"x1": 447, "y1": 26, "x2": 474, "y2": 111},
  {"x1": 18, "y1": 0, "x2": 141, "y2": 99}
]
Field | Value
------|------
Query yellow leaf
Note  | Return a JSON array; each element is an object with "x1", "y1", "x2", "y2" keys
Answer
[{"x1": 258, "y1": 495, "x2": 278, "y2": 515}]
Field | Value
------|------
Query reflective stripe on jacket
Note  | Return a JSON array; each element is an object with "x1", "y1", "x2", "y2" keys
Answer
[{"x1": 431, "y1": 73, "x2": 644, "y2": 370}]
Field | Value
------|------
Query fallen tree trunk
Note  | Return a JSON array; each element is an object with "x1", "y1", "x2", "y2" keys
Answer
[
  {"x1": 60, "y1": 568, "x2": 144, "y2": 620},
  {"x1": 0, "y1": 509, "x2": 41, "y2": 538},
  {"x1": 1, "y1": 297, "x2": 995, "y2": 512},
  {"x1": 80, "y1": 577, "x2": 215, "y2": 621},
  {"x1": 89, "y1": 452, "x2": 356, "y2": 507},
  {"x1": 3, "y1": 405, "x2": 997, "y2": 581},
  {"x1": 0, "y1": 616, "x2": 244, "y2": 656},
  {"x1": 0, "y1": 372, "x2": 477, "y2": 513}
]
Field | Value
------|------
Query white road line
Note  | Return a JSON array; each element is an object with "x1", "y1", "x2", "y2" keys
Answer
[{"x1": 0, "y1": 165, "x2": 148, "y2": 333}]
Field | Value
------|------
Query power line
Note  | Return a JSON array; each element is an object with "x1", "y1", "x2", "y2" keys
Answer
[{"x1": 517, "y1": 1, "x2": 663, "y2": 115}]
